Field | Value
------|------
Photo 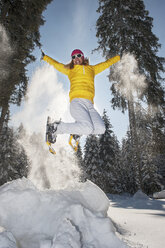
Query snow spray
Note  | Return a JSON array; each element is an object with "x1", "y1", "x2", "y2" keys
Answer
[
  {"x1": 112, "y1": 53, "x2": 147, "y2": 102},
  {"x1": 0, "y1": 24, "x2": 13, "y2": 79},
  {"x1": 12, "y1": 64, "x2": 81, "y2": 190}
]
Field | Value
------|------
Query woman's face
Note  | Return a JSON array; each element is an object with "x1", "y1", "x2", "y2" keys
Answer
[{"x1": 72, "y1": 54, "x2": 84, "y2": 65}]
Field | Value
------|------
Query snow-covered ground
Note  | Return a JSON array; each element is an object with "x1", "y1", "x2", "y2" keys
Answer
[
  {"x1": 0, "y1": 178, "x2": 165, "y2": 248},
  {"x1": 108, "y1": 192, "x2": 165, "y2": 248}
]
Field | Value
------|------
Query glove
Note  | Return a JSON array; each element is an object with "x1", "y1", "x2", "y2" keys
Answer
[{"x1": 41, "y1": 49, "x2": 45, "y2": 60}]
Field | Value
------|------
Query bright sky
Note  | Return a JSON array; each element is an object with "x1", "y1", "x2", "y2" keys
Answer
[{"x1": 22, "y1": 0, "x2": 165, "y2": 143}]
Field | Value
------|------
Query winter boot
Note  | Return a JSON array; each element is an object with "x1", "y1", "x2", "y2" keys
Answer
[
  {"x1": 69, "y1": 134, "x2": 81, "y2": 152},
  {"x1": 46, "y1": 117, "x2": 61, "y2": 144}
]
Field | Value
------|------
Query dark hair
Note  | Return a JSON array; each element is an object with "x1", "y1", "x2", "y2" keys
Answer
[{"x1": 65, "y1": 58, "x2": 89, "y2": 69}]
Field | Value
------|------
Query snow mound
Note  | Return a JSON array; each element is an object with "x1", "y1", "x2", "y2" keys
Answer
[
  {"x1": 133, "y1": 190, "x2": 149, "y2": 200},
  {"x1": 153, "y1": 190, "x2": 165, "y2": 199},
  {"x1": 64, "y1": 180, "x2": 110, "y2": 215},
  {"x1": 0, "y1": 177, "x2": 35, "y2": 193},
  {"x1": 0, "y1": 178, "x2": 127, "y2": 248}
]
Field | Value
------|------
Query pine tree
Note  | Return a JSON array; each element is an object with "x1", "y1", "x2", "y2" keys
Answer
[
  {"x1": 120, "y1": 133, "x2": 137, "y2": 194},
  {"x1": 95, "y1": 0, "x2": 165, "y2": 189},
  {"x1": 141, "y1": 159, "x2": 162, "y2": 195},
  {"x1": 99, "y1": 110, "x2": 121, "y2": 193},
  {"x1": 75, "y1": 144, "x2": 85, "y2": 182},
  {"x1": 149, "y1": 111, "x2": 165, "y2": 187},
  {"x1": 76, "y1": 144, "x2": 83, "y2": 167},
  {"x1": 111, "y1": 133, "x2": 124, "y2": 193},
  {"x1": 83, "y1": 135, "x2": 103, "y2": 187},
  {"x1": 0, "y1": 0, "x2": 53, "y2": 131},
  {"x1": 120, "y1": 104, "x2": 162, "y2": 195},
  {"x1": 119, "y1": 104, "x2": 163, "y2": 195},
  {"x1": 96, "y1": 0, "x2": 164, "y2": 108},
  {"x1": 135, "y1": 103, "x2": 163, "y2": 194},
  {"x1": 0, "y1": 126, "x2": 29, "y2": 185}
]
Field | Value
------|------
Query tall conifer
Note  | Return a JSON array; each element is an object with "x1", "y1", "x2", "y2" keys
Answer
[
  {"x1": 99, "y1": 110, "x2": 121, "y2": 193},
  {"x1": 83, "y1": 135, "x2": 102, "y2": 187},
  {"x1": 95, "y1": 0, "x2": 165, "y2": 189},
  {"x1": 0, "y1": 0, "x2": 53, "y2": 131},
  {"x1": 0, "y1": 126, "x2": 29, "y2": 185}
]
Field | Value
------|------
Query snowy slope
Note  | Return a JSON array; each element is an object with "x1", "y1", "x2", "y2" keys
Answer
[
  {"x1": 108, "y1": 192, "x2": 165, "y2": 248},
  {"x1": 0, "y1": 178, "x2": 127, "y2": 248}
]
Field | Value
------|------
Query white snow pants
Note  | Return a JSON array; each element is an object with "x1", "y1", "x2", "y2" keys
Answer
[{"x1": 57, "y1": 98, "x2": 105, "y2": 135}]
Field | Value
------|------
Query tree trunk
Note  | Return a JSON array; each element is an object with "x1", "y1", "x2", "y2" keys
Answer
[
  {"x1": 128, "y1": 96, "x2": 142, "y2": 190},
  {"x1": 0, "y1": 102, "x2": 9, "y2": 133},
  {"x1": 0, "y1": 1, "x2": 11, "y2": 134}
]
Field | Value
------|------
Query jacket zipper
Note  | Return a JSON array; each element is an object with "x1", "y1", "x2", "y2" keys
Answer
[{"x1": 83, "y1": 65, "x2": 85, "y2": 74}]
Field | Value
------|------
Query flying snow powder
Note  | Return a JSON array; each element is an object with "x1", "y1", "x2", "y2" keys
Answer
[
  {"x1": 12, "y1": 64, "x2": 82, "y2": 190},
  {"x1": 112, "y1": 53, "x2": 147, "y2": 101}
]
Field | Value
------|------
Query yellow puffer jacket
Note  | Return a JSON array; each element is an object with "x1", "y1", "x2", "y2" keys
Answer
[{"x1": 43, "y1": 55, "x2": 120, "y2": 103}]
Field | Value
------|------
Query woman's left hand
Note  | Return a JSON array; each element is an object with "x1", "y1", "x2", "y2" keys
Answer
[{"x1": 41, "y1": 49, "x2": 45, "y2": 60}]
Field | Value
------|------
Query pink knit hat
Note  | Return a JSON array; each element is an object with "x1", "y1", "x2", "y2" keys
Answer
[{"x1": 71, "y1": 49, "x2": 84, "y2": 58}]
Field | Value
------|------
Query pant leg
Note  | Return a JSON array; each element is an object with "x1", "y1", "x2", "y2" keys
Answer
[
  {"x1": 56, "y1": 98, "x2": 94, "y2": 135},
  {"x1": 88, "y1": 103, "x2": 105, "y2": 135}
]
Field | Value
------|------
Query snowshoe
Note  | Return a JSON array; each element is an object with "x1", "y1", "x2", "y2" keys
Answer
[
  {"x1": 46, "y1": 116, "x2": 60, "y2": 155},
  {"x1": 69, "y1": 134, "x2": 80, "y2": 152}
]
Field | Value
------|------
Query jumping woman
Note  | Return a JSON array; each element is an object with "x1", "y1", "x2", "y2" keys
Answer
[{"x1": 42, "y1": 49, "x2": 120, "y2": 152}]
